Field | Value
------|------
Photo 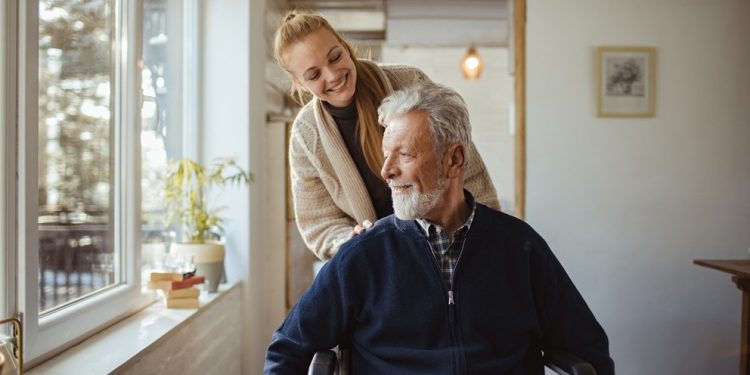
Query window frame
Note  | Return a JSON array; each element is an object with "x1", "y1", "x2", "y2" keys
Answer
[
  {"x1": 1, "y1": 0, "x2": 15, "y2": 324},
  {"x1": 4, "y1": 0, "x2": 200, "y2": 366},
  {"x1": 13, "y1": 0, "x2": 149, "y2": 365}
]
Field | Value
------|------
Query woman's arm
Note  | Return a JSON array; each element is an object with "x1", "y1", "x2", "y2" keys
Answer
[{"x1": 289, "y1": 124, "x2": 357, "y2": 260}]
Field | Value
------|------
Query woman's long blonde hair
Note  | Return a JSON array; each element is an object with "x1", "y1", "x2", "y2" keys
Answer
[{"x1": 274, "y1": 10, "x2": 387, "y2": 179}]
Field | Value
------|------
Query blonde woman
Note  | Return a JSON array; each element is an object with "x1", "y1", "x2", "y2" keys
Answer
[{"x1": 274, "y1": 11, "x2": 499, "y2": 260}]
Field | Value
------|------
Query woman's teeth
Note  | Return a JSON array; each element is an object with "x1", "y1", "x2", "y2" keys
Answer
[{"x1": 329, "y1": 75, "x2": 347, "y2": 91}]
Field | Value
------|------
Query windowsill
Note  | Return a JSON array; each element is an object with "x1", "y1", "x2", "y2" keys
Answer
[{"x1": 27, "y1": 281, "x2": 241, "y2": 375}]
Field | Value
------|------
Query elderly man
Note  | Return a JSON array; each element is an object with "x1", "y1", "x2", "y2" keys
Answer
[{"x1": 265, "y1": 82, "x2": 614, "y2": 374}]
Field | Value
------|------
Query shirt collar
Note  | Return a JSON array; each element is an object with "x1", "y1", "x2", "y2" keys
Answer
[{"x1": 416, "y1": 190, "x2": 476, "y2": 237}]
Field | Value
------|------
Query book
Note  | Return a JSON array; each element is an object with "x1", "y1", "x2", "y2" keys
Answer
[
  {"x1": 160, "y1": 287, "x2": 200, "y2": 299},
  {"x1": 147, "y1": 280, "x2": 172, "y2": 291},
  {"x1": 165, "y1": 297, "x2": 199, "y2": 309},
  {"x1": 149, "y1": 271, "x2": 184, "y2": 282},
  {"x1": 171, "y1": 275, "x2": 205, "y2": 290},
  {"x1": 147, "y1": 275, "x2": 205, "y2": 291}
]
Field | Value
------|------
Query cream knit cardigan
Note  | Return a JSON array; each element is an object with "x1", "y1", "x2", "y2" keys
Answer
[{"x1": 289, "y1": 62, "x2": 500, "y2": 260}]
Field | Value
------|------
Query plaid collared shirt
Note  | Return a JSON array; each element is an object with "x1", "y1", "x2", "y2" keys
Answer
[{"x1": 416, "y1": 193, "x2": 476, "y2": 291}]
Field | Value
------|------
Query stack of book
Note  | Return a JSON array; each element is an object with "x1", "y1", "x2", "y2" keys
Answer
[{"x1": 148, "y1": 271, "x2": 205, "y2": 309}]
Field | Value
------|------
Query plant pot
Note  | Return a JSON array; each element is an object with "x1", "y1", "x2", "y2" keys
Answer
[{"x1": 170, "y1": 241, "x2": 224, "y2": 293}]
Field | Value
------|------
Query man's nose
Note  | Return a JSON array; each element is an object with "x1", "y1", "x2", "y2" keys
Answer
[{"x1": 381, "y1": 155, "x2": 396, "y2": 180}]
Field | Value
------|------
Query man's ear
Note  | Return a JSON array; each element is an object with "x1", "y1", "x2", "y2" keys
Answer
[{"x1": 444, "y1": 143, "x2": 465, "y2": 178}]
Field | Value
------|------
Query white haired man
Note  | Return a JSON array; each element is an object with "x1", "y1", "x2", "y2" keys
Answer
[{"x1": 265, "y1": 82, "x2": 614, "y2": 374}]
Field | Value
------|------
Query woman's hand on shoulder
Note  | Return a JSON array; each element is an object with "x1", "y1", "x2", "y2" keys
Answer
[{"x1": 349, "y1": 220, "x2": 373, "y2": 239}]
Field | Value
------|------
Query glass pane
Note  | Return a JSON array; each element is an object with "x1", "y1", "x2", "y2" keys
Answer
[
  {"x1": 38, "y1": 0, "x2": 115, "y2": 313},
  {"x1": 141, "y1": 0, "x2": 184, "y2": 275}
]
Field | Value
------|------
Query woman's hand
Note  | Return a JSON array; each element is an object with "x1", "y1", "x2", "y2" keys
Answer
[{"x1": 350, "y1": 220, "x2": 373, "y2": 238}]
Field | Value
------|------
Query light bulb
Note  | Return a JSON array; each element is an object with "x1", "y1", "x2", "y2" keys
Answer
[
  {"x1": 464, "y1": 56, "x2": 480, "y2": 70},
  {"x1": 460, "y1": 46, "x2": 484, "y2": 80}
]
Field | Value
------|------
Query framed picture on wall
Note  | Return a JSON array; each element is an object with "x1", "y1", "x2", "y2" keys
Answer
[{"x1": 596, "y1": 46, "x2": 656, "y2": 117}]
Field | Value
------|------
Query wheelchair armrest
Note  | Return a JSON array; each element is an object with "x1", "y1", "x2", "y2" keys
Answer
[
  {"x1": 543, "y1": 351, "x2": 596, "y2": 375},
  {"x1": 308, "y1": 350, "x2": 337, "y2": 375},
  {"x1": 308, "y1": 347, "x2": 596, "y2": 375}
]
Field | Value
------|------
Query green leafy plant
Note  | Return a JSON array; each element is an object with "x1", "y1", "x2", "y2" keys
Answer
[{"x1": 163, "y1": 157, "x2": 252, "y2": 243}]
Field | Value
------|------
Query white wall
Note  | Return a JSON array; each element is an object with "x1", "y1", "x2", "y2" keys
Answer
[
  {"x1": 527, "y1": 0, "x2": 750, "y2": 373},
  {"x1": 381, "y1": 47, "x2": 516, "y2": 212},
  {"x1": 201, "y1": 0, "x2": 286, "y2": 374},
  {"x1": 201, "y1": 0, "x2": 250, "y2": 293}
]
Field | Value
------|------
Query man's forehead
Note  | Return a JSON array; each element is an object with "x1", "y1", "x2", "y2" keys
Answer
[
  {"x1": 383, "y1": 112, "x2": 431, "y2": 148},
  {"x1": 385, "y1": 111, "x2": 428, "y2": 131}
]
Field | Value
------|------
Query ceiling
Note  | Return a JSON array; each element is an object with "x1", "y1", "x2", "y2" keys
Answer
[{"x1": 284, "y1": 0, "x2": 510, "y2": 47}]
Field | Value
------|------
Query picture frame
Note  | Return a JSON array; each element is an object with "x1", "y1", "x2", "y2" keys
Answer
[{"x1": 596, "y1": 46, "x2": 656, "y2": 117}]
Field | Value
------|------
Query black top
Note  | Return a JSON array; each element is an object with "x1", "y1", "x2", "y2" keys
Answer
[{"x1": 324, "y1": 101, "x2": 393, "y2": 219}]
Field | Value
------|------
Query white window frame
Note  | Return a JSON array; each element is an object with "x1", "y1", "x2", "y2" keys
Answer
[
  {"x1": 4, "y1": 0, "x2": 200, "y2": 366},
  {"x1": 1, "y1": 0, "x2": 12, "y2": 326},
  {"x1": 13, "y1": 0, "x2": 150, "y2": 365}
]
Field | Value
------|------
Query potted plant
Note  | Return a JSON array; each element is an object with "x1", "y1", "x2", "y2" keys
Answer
[{"x1": 163, "y1": 156, "x2": 252, "y2": 292}]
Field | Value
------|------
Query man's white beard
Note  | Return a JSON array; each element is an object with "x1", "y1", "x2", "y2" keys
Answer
[{"x1": 391, "y1": 178, "x2": 447, "y2": 220}]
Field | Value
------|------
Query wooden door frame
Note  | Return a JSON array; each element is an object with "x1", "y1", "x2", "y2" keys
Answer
[{"x1": 513, "y1": 0, "x2": 527, "y2": 219}]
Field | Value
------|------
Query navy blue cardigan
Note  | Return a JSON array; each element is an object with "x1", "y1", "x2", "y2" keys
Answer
[{"x1": 265, "y1": 204, "x2": 614, "y2": 374}]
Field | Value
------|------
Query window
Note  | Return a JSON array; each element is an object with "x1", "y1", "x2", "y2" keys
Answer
[
  {"x1": 20, "y1": 0, "x2": 143, "y2": 362},
  {"x1": 37, "y1": 0, "x2": 116, "y2": 314},
  {"x1": 140, "y1": 0, "x2": 190, "y2": 273},
  {"x1": 6, "y1": 0, "x2": 196, "y2": 364}
]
